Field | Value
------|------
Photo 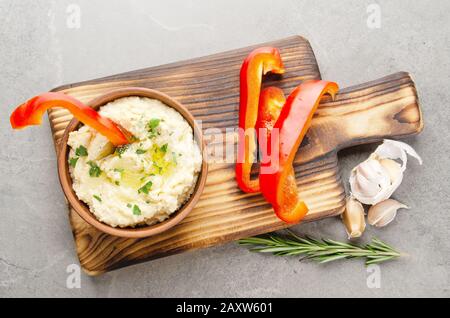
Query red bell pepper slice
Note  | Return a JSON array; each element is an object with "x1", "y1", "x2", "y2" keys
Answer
[
  {"x1": 259, "y1": 81, "x2": 339, "y2": 223},
  {"x1": 256, "y1": 86, "x2": 285, "y2": 133},
  {"x1": 236, "y1": 47, "x2": 285, "y2": 193},
  {"x1": 256, "y1": 86, "x2": 286, "y2": 165},
  {"x1": 10, "y1": 92, "x2": 130, "y2": 146},
  {"x1": 256, "y1": 87, "x2": 301, "y2": 222}
]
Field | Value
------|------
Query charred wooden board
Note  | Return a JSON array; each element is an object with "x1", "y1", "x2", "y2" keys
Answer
[{"x1": 48, "y1": 36, "x2": 423, "y2": 275}]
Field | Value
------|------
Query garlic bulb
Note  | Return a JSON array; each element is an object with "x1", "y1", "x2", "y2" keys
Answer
[
  {"x1": 349, "y1": 139, "x2": 422, "y2": 205},
  {"x1": 368, "y1": 199, "x2": 409, "y2": 227},
  {"x1": 342, "y1": 196, "x2": 366, "y2": 239}
]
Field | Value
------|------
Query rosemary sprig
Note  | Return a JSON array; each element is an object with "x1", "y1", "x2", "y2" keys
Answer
[{"x1": 238, "y1": 230, "x2": 401, "y2": 265}]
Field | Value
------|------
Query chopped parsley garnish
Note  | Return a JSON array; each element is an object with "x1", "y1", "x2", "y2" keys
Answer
[
  {"x1": 160, "y1": 143, "x2": 168, "y2": 153},
  {"x1": 132, "y1": 204, "x2": 142, "y2": 216},
  {"x1": 136, "y1": 149, "x2": 146, "y2": 155},
  {"x1": 75, "y1": 145, "x2": 88, "y2": 157},
  {"x1": 69, "y1": 157, "x2": 79, "y2": 167},
  {"x1": 115, "y1": 144, "x2": 130, "y2": 158},
  {"x1": 138, "y1": 181, "x2": 153, "y2": 194},
  {"x1": 147, "y1": 118, "x2": 160, "y2": 138},
  {"x1": 148, "y1": 118, "x2": 160, "y2": 130},
  {"x1": 87, "y1": 161, "x2": 101, "y2": 177},
  {"x1": 127, "y1": 203, "x2": 132, "y2": 208},
  {"x1": 115, "y1": 181, "x2": 120, "y2": 186},
  {"x1": 93, "y1": 195, "x2": 102, "y2": 202},
  {"x1": 113, "y1": 168, "x2": 124, "y2": 173}
]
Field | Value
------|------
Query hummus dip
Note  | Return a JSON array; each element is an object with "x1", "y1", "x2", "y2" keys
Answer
[{"x1": 67, "y1": 96, "x2": 202, "y2": 228}]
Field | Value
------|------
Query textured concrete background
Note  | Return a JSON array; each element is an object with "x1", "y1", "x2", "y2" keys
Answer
[{"x1": 1, "y1": 0, "x2": 449, "y2": 297}]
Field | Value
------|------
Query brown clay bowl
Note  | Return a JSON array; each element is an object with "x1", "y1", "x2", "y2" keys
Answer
[{"x1": 57, "y1": 87, "x2": 208, "y2": 238}]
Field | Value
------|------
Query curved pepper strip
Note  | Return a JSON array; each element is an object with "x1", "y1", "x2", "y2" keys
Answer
[
  {"x1": 256, "y1": 87, "x2": 300, "y2": 222},
  {"x1": 259, "y1": 81, "x2": 339, "y2": 223},
  {"x1": 10, "y1": 92, "x2": 130, "y2": 146},
  {"x1": 236, "y1": 47, "x2": 285, "y2": 193},
  {"x1": 256, "y1": 86, "x2": 285, "y2": 133}
]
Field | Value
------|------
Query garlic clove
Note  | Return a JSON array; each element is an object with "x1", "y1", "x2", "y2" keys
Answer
[
  {"x1": 357, "y1": 159, "x2": 390, "y2": 188},
  {"x1": 378, "y1": 158, "x2": 403, "y2": 184},
  {"x1": 350, "y1": 170, "x2": 390, "y2": 205},
  {"x1": 342, "y1": 196, "x2": 366, "y2": 239},
  {"x1": 353, "y1": 170, "x2": 380, "y2": 197},
  {"x1": 349, "y1": 172, "x2": 374, "y2": 203},
  {"x1": 349, "y1": 139, "x2": 422, "y2": 205},
  {"x1": 367, "y1": 199, "x2": 409, "y2": 227}
]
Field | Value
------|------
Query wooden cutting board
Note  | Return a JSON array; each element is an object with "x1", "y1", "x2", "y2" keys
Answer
[{"x1": 48, "y1": 36, "x2": 423, "y2": 275}]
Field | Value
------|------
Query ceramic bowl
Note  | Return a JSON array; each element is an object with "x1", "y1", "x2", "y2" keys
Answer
[{"x1": 57, "y1": 87, "x2": 207, "y2": 238}]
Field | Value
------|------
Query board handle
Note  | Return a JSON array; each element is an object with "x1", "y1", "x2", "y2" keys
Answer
[{"x1": 311, "y1": 72, "x2": 423, "y2": 153}]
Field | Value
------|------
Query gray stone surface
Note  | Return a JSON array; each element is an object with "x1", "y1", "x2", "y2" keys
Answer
[{"x1": 0, "y1": 0, "x2": 449, "y2": 297}]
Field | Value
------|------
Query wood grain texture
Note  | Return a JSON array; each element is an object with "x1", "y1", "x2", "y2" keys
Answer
[{"x1": 48, "y1": 36, "x2": 423, "y2": 275}]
